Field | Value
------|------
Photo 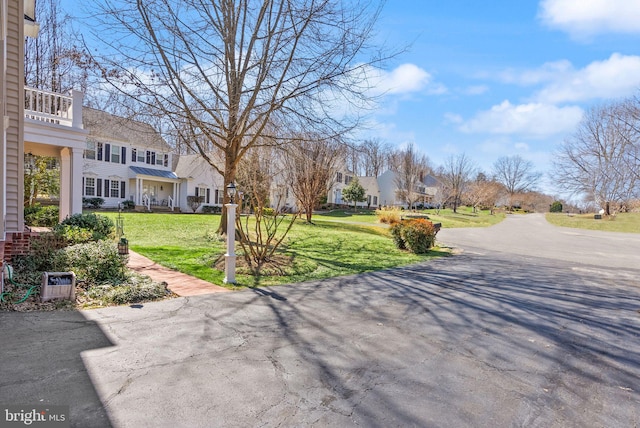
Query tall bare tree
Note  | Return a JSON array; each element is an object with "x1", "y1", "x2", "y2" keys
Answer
[
  {"x1": 554, "y1": 102, "x2": 639, "y2": 214},
  {"x1": 493, "y1": 155, "x2": 541, "y2": 209},
  {"x1": 390, "y1": 144, "x2": 431, "y2": 209},
  {"x1": 438, "y1": 153, "x2": 476, "y2": 213},
  {"x1": 24, "y1": 0, "x2": 93, "y2": 93},
  {"x1": 284, "y1": 137, "x2": 344, "y2": 223},
  {"x1": 89, "y1": 0, "x2": 392, "y2": 232},
  {"x1": 361, "y1": 138, "x2": 391, "y2": 177}
]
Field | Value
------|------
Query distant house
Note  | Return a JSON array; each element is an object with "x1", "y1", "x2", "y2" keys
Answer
[
  {"x1": 173, "y1": 153, "x2": 225, "y2": 212},
  {"x1": 329, "y1": 170, "x2": 380, "y2": 208},
  {"x1": 82, "y1": 108, "x2": 179, "y2": 210},
  {"x1": 377, "y1": 170, "x2": 439, "y2": 208}
]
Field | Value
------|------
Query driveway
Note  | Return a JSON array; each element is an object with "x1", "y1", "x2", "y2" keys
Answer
[{"x1": 1, "y1": 215, "x2": 639, "y2": 427}]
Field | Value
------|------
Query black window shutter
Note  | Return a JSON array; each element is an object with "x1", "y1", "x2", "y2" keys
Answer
[
  {"x1": 97, "y1": 179, "x2": 102, "y2": 197},
  {"x1": 105, "y1": 144, "x2": 111, "y2": 162},
  {"x1": 132, "y1": 148, "x2": 136, "y2": 162},
  {"x1": 104, "y1": 179, "x2": 110, "y2": 197},
  {"x1": 120, "y1": 181, "x2": 126, "y2": 198},
  {"x1": 97, "y1": 143, "x2": 103, "y2": 161},
  {"x1": 215, "y1": 189, "x2": 219, "y2": 204},
  {"x1": 121, "y1": 147, "x2": 126, "y2": 164},
  {"x1": 195, "y1": 187, "x2": 199, "y2": 197},
  {"x1": 206, "y1": 188, "x2": 210, "y2": 204},
  {"x1": 82, "y1": 177, "x2": 85, "y2": 196}
]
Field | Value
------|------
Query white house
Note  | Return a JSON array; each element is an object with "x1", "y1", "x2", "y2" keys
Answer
[
  {"x1": 377, "y1": 170, "x2": 439, "y2": 208},
  {"x1": 82, "y1": 108, "x2": 180, "y2": 210},
  {"x1": 328, "y1": 170, "x2": 380, "y2": 208},
  {"x1": 173, "y1": 153, "x2": 225, "y2": 212}
]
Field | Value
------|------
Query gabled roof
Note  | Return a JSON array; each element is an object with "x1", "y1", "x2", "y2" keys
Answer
[{"x1": 83, "y1": 108, "x2": 171, "y2": 152}]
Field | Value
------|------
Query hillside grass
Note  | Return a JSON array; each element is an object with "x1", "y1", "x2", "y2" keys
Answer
[{"x1": 545, "y1": 212, "x2": 640, "y2": 233}]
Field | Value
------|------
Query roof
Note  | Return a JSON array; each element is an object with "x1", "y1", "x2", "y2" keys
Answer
[
  {"x1": 129, "y1": 166, "x2": 178, "y2": 179},
  {"x1": 83, "y1": 108, "x2": 171, "y2": 152},
  {"x1": 174, "y1": 153, "x2": 223, "y2": 179}
]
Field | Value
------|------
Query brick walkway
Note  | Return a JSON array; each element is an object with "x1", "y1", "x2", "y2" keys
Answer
[{"x1": 127, "y1": 251, "x2": 230, "y2": 296}]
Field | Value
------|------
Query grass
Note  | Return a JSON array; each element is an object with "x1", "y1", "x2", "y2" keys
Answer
[
  {"x1": 545, "y1": 212, "x2": 640, "y2": 233},
  {"x1": 103, "y1": 212, "x2": 447, "y2": 288},
  {"x1": 317, "y1": 207, "x2": 505, "y2": 228}
]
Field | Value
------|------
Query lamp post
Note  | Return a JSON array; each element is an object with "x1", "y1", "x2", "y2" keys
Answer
[{"x1": 224, "y1": 182, "x2": 238, "y2": 284}]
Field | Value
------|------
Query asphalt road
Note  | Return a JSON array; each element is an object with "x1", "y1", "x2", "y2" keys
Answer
[{"x1": 1, "y1": 214, "x2": 639, "y2": 427}]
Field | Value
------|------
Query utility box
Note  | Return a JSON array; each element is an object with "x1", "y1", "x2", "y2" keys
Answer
[{"x1": 41, "y1": 272, "x2": 76, "y2": 302}]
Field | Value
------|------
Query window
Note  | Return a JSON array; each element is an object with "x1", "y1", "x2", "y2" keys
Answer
[
  {"x1": 345, "y1": 175, "x2": 353, "y2": 185},
  {"x1": 156, "y1": 154, "x2": 163, "y2": 165},
  {"x1": 111, "y1": 145, "x2": 120, "y2": 163},
  {"x1": 84, "y1": 141, "x2": 96, "y2": 160},
  {"x1": 137, "y1": 150, "x2": 145, "y2": 162},
  {"x1": 373, "y1": 196, "x2": 378, "y2": 206},
  {"x1": 85, "y1": 177, "x2": 95, "y2": 196},
  {"x1": 110, "y1": 180, "x2": 120, "y2": 198},
  {"x1": 214, "y1": 189, "x2": 224, "y2": 204},
  {"x1": 336, "y1": 172, "x2": 343, "y2": 183},
  {"x1": 146, "y1": 151, "x2": 156, "y2": 165}
]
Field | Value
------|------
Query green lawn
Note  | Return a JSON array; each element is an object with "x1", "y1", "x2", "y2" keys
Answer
[
  {"x1": 103, "y1": 212, "x2": 447, "y2": 288},
  {"x1": 315, "y1": 207, "x2": 505, "y2": 228},
  {"x1": 545, "y1": 212, "x2": 640, "y2": 233}
]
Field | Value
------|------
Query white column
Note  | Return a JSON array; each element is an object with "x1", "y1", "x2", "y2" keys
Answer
[
  {"x1": 71, "y1": 148, "x2": 83, "y2": 215},
  {"x1": 223, "y1": 203, "x2": 238, "y2": 284},
  {"x1": 70, "y1": 90, "x2": 84, "y2": 129},
  {"x1": 59, "y1": 148, "x2": 72, "y2": 220}
]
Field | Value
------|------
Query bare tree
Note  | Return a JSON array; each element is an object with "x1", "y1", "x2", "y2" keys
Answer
[
  {"x1": 89, "y1": 0, "x2": 392, "y2": 232},
  {"x1": 464, "y1": 174, "x2": 502, "y2": 214},
  {"x1": 284, "y1": 137, "x2": 344, "y2": 223},
  {"x1": 235, "y1": 146, "x2": 298, "y2": 274},
  {"x1": 493, "y1": 155, "x2": 541, "y2": 209},
  {"x1": 390, "y1": 144, "x2": 431, "y2": 209},
  {"x1": 438, "y1": 153, "x2": 476, "y2": 213},
  {"x1": 553, "y1": 102, "x2": 639, "y2": 215},
  {"x1": 361, "y1": 138, "x2": 391, "y2": 177},
  {"x1": 24, "y1": 0, "x2": 94, "y2": 93}
]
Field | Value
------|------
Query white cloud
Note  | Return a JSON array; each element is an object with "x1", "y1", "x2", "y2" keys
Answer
[
  {"x1": 533, "y1": 53, "x2": 640, "y2": 103},
  {"x1": 514, "y1": 142, "x2": 530, "y2": 151},
  {"x1": 460, "y1": 100, "x2": 583, "y2": 137},
  {"x1": 462, "y1": 85, "x2": 489, "y2": 95},
  {"x1": 444, "y1": 113, "x2": 463, "y2": 124},
  {"x1": 499, "y1": 60, "x2": 573, "y2": 85},
  {"x1": 539, "y1": 0, "x2": 640, "y2": 38},
  {"x1": 366, "y1": 63, "x2": 445, "y2": 96}
]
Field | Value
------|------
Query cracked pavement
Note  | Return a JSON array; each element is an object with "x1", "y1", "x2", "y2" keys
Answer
[{"x1": 1, "y1": 214, "x2": 639, "y2": 427}]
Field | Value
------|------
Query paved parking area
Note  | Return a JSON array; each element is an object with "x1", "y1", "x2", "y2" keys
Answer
[{"x1": 1, "y1": 214, "x2": 639, "y2": 427}]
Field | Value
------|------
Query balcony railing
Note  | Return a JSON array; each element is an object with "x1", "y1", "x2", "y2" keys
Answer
[{"x1": 24, "y1": 86, "x2": 83, "y2": 129}]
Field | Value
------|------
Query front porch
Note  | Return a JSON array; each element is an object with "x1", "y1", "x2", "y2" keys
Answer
[
  {"x1": 129, "y1": 166, "x2": 181, "y2": 212},
  {"x1": 23, "y1": 87, "x2": 87, "y2": 221}
]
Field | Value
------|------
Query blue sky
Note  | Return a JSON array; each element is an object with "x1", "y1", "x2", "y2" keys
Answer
[
  {"x1": 60, "y1": 0, "x2": 640, "y2": 194},
  {"x1": 365, "y1": 0, "x2": 640, "y2": 193}
]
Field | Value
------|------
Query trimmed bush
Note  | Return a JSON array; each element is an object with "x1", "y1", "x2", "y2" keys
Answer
[
  {"x1": 202, "y1": 205, "x2": 222, "y2": 214},
  {"x1": 389, "y1": 218, "x2": 436, "y2": 254},
  {"x1": 57, "y1": 240, "x2": 126, "y2": 284},
  {"x1": 24, "y1": 205, "x2": 60, "y2": 227},
  {"x1": 82, "y1": 197, "x2": 105, "y2": 209},
  {"x1": 550, "y1": 201, "x2": 563, "y2": 213},
  {"x1": 121, "y1": 200, "x2": 135, "y2": 210},
  {"x1": 54, "y1": 213, "x2": 114, "y2": 242}
]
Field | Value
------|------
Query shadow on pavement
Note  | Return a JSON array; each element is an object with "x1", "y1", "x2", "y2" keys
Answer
[{"x1": 0, "y1": 310, "x2": 115, "y2": 427}]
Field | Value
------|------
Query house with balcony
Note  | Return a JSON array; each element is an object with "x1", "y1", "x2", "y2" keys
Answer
[
  {"x1": 377, "y1": 170, "x2": 439, "y2": 208},
  {"x1": 82, "y1": 108, "x2": 179, "y2": 211},
  {"x1": 2, "y1": 0, "x2": 89, "y2": 260}
]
